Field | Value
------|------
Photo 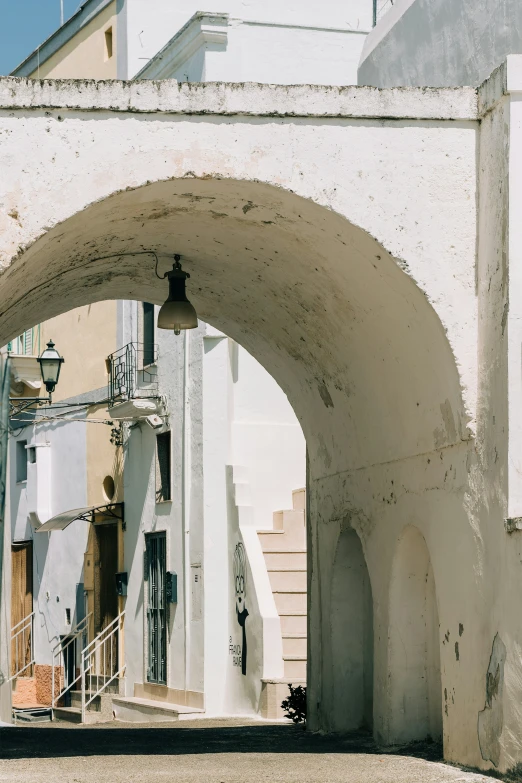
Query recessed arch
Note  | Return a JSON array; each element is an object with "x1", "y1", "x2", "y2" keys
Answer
[
  {"x1": 386, "y1": 525, "x2": 443, "y2": 744},
  {"x1": 329, "y1": 527, "x2": 374, "y2": 732}
]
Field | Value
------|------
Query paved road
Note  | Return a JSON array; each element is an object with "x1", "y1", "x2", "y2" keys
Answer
[{"x1": 0, "y1": 719, "x2": 494, "y2": 783}]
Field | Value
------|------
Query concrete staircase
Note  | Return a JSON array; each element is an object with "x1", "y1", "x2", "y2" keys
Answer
[
  {"x1": 258, "y1": 488, "x2": 307, "y2": 718},
  {"x1": 53, "y1": 682, "x2": 119, "y2": 724}
]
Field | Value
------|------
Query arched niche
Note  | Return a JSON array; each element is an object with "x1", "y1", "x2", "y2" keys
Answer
[
  {"x1": 329, "y1": 527, "x2": 373, "y2": 732},
  {"x1": 386, "y1": 525, "x2": 442, "y2": 744}
]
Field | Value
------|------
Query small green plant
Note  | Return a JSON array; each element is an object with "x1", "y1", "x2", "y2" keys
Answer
[{"x1": 281, "y1": 683, "x2": 307, "y2": 724}]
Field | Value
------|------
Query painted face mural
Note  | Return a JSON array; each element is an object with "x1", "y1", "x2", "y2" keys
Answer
[{"x1": 233, "y1": 542, "x2": 249, "y2": 675}]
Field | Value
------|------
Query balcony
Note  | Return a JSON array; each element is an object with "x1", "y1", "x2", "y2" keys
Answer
[{"x1": 107, "y1": 342, "x2": 161, "y2": 420}]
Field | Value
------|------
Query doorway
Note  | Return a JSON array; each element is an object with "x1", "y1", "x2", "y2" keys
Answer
[
  {"x1": 145, "y1": 532, "x2": 167, "y2": 685},
  {"x1": 11, "y1": 541, "x2": 33, "y2": 677},
  {"x1": 92, "y1": 521, "x2": 119, "y2": 682},
  {"x1": 94, "y1": 523, "x2": 118, "y2": 635}
]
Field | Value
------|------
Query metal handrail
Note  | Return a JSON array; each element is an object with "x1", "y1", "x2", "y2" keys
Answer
[
  {"x1": 51, "y1": 613, "x2": 92, "y2": 710},
  {"x1": 9, "y1": 612, "x2": 35, "y2": 680},
  {"x1": 81, "y1": 611, "x2": 125, "y2": 723}
]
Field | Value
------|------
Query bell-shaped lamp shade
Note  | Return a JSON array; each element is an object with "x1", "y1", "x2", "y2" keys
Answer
[
  {"x1": 157, "y1": 299, "x2": 198, "y2": 334},
  {"x1": 37, "y1": 340, "x2": 64, "y2": 393},
  {"x1": 157, "y1": 260, "x2": 198, "y2": 335}
]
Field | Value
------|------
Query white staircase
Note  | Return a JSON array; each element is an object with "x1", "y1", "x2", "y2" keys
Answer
[{"x1": 258, "y1": 488, "x2": 307, "y2": 717}]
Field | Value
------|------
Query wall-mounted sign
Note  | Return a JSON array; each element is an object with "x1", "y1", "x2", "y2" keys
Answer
[
  {"x1": 233, "y1": 542, "x2": 249, "y2": 675},
  {"x1": 229, "y1": 637, "x2": 242, "y2": 668}
]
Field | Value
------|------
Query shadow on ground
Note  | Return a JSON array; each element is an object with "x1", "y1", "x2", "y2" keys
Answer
[{"x1": 0, "y1": 722, "x2": 443, "y2": 762}]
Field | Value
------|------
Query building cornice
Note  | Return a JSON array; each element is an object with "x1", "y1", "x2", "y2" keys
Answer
[
  {"x1": 136, "y1": 12, "x2": 229, "y2": 81},
  {"x1": 0, "y1": 77, "x2": 479, "y2": 121},
  {"x1": 136, "y1": 11, "x2": 372, "y2": 81}
]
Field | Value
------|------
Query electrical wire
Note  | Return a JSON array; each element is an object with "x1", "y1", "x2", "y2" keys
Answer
[{"x1": 0, "y1": 250, "x2": 173, "y2": 324}]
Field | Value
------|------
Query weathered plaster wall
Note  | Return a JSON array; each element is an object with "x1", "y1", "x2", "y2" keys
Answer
[
  {"x1": 471, "y1": 58, "x2": 522, "y2": 774},
  {"x1": 0, "y1": 78, "x2": 496, "y2": 766},
  {"x1": 358, "y1": 0, "x2": 522, "y2": 88}
]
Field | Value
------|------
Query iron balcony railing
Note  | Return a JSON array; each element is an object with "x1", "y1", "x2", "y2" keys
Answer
[
  {"x1": 107, "y1": 342, "x2": 158, "y2": 406},
  {"x1": 373, "y1": 0, "x2": 394, "y2": 26}
]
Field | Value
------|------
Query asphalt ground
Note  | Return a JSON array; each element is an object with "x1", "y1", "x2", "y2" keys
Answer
[{"x1": 0, "y1": 719, "x2": 498, "y2": 782}]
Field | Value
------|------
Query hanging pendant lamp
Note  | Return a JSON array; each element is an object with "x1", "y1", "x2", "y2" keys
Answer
[{"x1": 157, "y1": 255, "x2": 198, "y2": 335}]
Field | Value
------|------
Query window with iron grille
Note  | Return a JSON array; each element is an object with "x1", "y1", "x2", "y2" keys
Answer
[
  {"x1": 143, "y1": 303, "x2": 155, "y2": 367},
  {"x1": 156, "y1": 431, "x2": 171, "y2": 503},
  {"x1": 373, "y1": 0, "x2": 394, "y2": 25},
  {"x1": 145, "y1": 532, "x2": 167, "y2": 685}
]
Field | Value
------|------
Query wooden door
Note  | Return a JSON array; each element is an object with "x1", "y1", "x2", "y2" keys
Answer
[
  {"x1": 11, "y1": 542, "x2": 33, "y2": 677},
  {"x1": 94, "y1": 523, "x2": 118, "y2": 634},
  {"x1": 93, "y1": 523, "x2": 119, "y2": 678}
]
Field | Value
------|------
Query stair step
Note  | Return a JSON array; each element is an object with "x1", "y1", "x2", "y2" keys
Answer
[
  {"x1": 259, "y1": 520, "x2": 305, "y2": 551},
  {"x1": 269, "y1": 570, "x2": 307, "y2": 592},
  {"x1": 260, "y1": 538, "x2": 307, "y2": 553},
  {"x1": 283, "y1": 636, "x2": 307, "y2": 657},
  {"x1": 280, "y1": 615, "x2": 307, "y2": 635},
  {"x1": 264, "y1": 552, "x2": 306, "y2": 570},
  {"x1": 112, "y1": 697, "x2": 204, "y2": 723},
  {"x1": 53, "y1": 706, "x2": 83, "y2": 724},
  {"x1": 284, "y1": 658, "x2": 307, "y2": 679},
  {"x1": 70, "y1": 691, "x2": 114, "y2": 711},
  {"x1": 292, "y1": 488, "x2": 306, "y2": 512},
  {"x1": 274, "y1": 592, "x2": 307, "y2": 614},
  {"x1": 12, "y1": 707, "x2": 52, "y2": 724}
]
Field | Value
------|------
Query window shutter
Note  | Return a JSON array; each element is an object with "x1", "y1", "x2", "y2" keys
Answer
[{"x1": 23, "y1": 329, "x2": 32, "y2": 355}]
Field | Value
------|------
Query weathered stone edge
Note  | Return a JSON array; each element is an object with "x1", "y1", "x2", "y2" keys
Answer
[{"x1": 0, "y1": 77, "x2": 479, "y2": 121}]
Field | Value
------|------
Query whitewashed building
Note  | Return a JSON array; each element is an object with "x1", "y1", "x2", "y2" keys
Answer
[{"x1": 4, "y1": 0, "x2": 374, "y2": 726}]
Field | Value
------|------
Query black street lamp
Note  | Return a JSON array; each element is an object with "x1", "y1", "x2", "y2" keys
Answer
[
  {"x1": 37, "y1": 340, "x2": 64, "y2": 395},
  {"x1": 9, "y1": 340, "x2": 64, "y2": 416}
]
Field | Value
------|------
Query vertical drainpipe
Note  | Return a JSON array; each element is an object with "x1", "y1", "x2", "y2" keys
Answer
[{"x1": 182, "y1": 329, "x2": 191, "y2": 692}]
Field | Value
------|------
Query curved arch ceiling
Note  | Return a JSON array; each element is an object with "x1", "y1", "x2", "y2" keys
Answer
[{"x1": 0, "y1": 178, "x2": 467, "y2": 477}]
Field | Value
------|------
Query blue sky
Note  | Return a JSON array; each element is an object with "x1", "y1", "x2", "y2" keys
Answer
[{"x1": 0, "y1": 1, "x2": 81, "y2": 75}]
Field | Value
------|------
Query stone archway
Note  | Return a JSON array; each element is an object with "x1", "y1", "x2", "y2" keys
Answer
[{"x1": 0, "y1": 173, "x2": 470, "y2": 743}]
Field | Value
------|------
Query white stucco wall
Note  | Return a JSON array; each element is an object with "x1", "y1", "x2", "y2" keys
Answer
[
  {"x1": 231, "y1": 344, "x2": 305, "y2": 529},
  {"x1": 120, "y1": 0, "x2": 373, "y2": 79},
  {"x1": 138, "y1": 12, "x2": 368, "y2": 86},
  {"x1": 9, "y1": 418, "x2": 88, "y2": 664},
  {"x1": 358, "y1": 0, "x2": 522, "y2": 88}
]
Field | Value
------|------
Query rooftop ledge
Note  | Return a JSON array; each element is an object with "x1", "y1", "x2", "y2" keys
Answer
[
  {"x1": 0, "y1": 77, "x2": 479, "y2": 121},
  {"x1": 4, "y1": 53, "x2": 522, "y2": 121}
]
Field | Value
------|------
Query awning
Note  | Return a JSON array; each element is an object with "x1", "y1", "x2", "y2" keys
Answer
[{"x1": 36, "y1": 503, "x2": 123, "y2": 532}]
